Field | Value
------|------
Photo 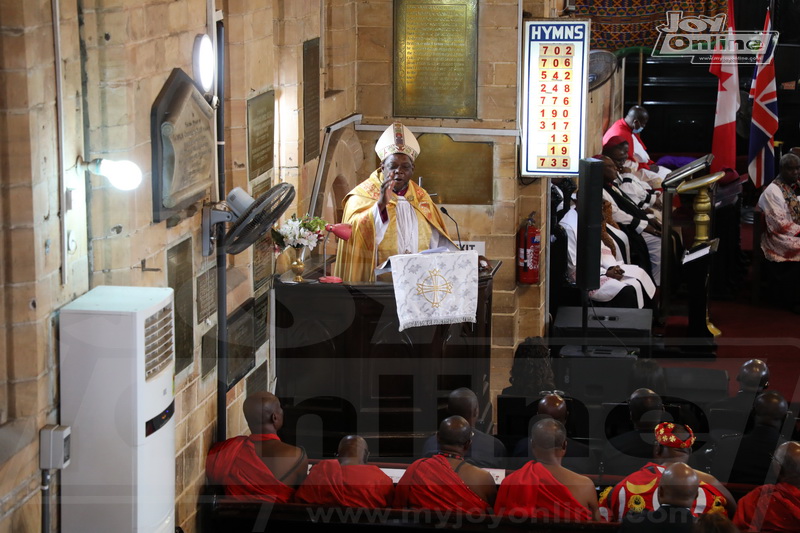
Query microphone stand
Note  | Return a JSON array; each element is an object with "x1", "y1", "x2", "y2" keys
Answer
[{"x1": 440, "y1": 206, "x2": 463, "y2": 250}]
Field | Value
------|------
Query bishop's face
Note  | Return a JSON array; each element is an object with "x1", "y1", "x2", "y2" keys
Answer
[
  {"x1": 781, "y1": 158, "x2": 800, "y2": 185},
  {"x1": 380, "y1": 153, "x2": 415, "y2": 193}
]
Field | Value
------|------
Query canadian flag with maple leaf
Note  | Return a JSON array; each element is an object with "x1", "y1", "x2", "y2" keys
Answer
[{"x1": 709, "y1": 0, "x2": 740, "y2": 174}]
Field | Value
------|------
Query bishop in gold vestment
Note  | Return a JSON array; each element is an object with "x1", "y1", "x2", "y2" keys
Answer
[{"x1": 334, "y1": 123, "x2": 455, "y2": 282}]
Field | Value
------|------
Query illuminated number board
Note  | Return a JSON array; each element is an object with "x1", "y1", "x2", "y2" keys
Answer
[{"x1": 521, "y1": 21, "x2": 589, "y2": 176}]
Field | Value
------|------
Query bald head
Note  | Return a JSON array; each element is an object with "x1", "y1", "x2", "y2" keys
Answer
[
  {"x1": 774, "y1": 441, "x2": 800, "y2": 485},
  {"x1": 625, "y1": 105, "x2": 649, "y2": 128},
  {"x1": 530, "y1": 418, "x2": 567, "y2": 451},
  {"x1": 658, "y1": 463, "x2": 698, "y2": 508},
  {"x1": 448, "y1": 388, "x2": 479, "y2": 423},
  {"x1": 754, "y1": 391, "x2": 788, "y2": 428},
  {"x1": 629, "y1": 388, "x2": 664, "y2": 430},
  {"x1": 437, "y1": 415, "x2": 473, "y2": 451},
  {"x1": 537, "y1": 394, "x2": 568, "y2": 424},
  {"x1": 337, "y1": 435, "x2": 369, "y2": 465},
  {"x1": 738, "y1": 359, "x2": 770, "y2": 392},
  {"x1": 243, "y1": 392, "x2": 283, "y2": 434}
]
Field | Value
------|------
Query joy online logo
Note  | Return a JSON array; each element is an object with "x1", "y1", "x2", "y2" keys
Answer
[{"x1": 653, "y1": 11, "x2": 779, "y2": 64}]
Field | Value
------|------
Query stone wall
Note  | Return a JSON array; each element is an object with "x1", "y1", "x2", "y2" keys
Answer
[{"x1": 0, "y1": 0, "x2": 587, "y2": 531}]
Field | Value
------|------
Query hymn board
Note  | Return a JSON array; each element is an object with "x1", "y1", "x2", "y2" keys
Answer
[{"x1": 520, "y1": 21, "x2": 590, "y2": 177}]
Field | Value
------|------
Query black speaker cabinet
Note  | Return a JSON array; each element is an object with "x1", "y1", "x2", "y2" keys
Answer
[
  {"x1": 576, "y1": 158, "x2": 603, "y2": 290},
  {"x1": 552, "y1": 306, "x2": 652, "y2": 356}
]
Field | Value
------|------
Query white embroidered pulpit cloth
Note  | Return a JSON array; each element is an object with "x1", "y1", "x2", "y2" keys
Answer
[{"x1": 388, "y1": 251, "x2": 478, "y2": 332}]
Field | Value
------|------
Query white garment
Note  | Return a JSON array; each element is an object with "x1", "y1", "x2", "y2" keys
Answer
[
  {"x1": 602, "y1": 189, "x2": 662, "y2": 286},
  {"x1": 757, "y1": 181, "x2": 800, "y2": 262},
  {"x1": 372, "y1": 200, "x2": 453, "y2": 253},
  {"x1": 616, "y1": 172, "x2": 662, "y2": 224},
  {"x1": 559, "y1": 208, "x2": 655, "y2": 307}
]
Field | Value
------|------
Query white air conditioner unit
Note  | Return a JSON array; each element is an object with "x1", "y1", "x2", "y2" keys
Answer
[{"x1": 60, "y1": 286, "x2": 176, "y2": 533}]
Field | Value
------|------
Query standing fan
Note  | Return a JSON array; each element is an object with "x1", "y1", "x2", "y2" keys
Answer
[
  {"x1": 202, "y1": 183, "x2": 295, "y2": 441},
  {"x1": 588, "y1": 50, "x2": 618, "y2": 91}
]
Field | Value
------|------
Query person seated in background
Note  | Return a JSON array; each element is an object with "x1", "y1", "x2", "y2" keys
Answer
[
  {"x1": 692, "y1": 513, "x2": 740, "y2": 533},
  {"x1": 206, "y1": 392, "x2": 308, "y2": 502},
  {"x1": 618, "y1": 463, "x2": 699, "y2": 533},
  {"x1": 603, "y1": 137, "x2": 664, "y2": 223},
  {"x1": 294, "y1": 435, "x2": 394, "y2": 507},
  {"x1": 757, "y1": 152, "x2": 800, "y2": 313},
  {"x1": 600, "y1": 155, "x2": 662, "y2": 285},
  {"x1": 501, "y1": 337, "x2": 556, "y2": 397},
  {"x1": 600, "y1": 423, "x2": 736, "y2": 521},
  {"x1": 603, "y1": 105, "x2": 669, "y2": 186},
  {"x1": 395, "y1": 416, "x2": 497, "y2": 512},
  {"x1": 422, "y1": 387, "x2": 507, "y2": 469},
  {"x1": 709, "y1": 359, "x2": 770, "y2": 421},
  {"x1": 495, "y1": 418, "x2": 599, "y2": 521},
  {"x1": 602, "y1": 388, "x2": 665, "y2": 476},
  {"x1": 560, "y1": 200, "x2": 656, "y2": 309},
  {"x1": 510, "y1": 394, "x2": 592, "y2": 473},
  {"x1": 734, "y1": 441, "x2": 800, "y2": 532},
  {"x1": 628, "y1": 358, "x2": 668, "y2": 397},
  {"x1": 712, "y1": 391, "x2": 789, "y2": 485}
]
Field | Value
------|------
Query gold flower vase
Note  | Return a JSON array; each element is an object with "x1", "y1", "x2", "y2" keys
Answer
[{"x1": 290, "y1": 246, "x2": 308, "y2": 283}]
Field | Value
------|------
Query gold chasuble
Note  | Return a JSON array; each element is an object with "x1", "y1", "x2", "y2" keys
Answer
[{"x1": 333, "y1": 169, "x2": 454, "y2": 282}]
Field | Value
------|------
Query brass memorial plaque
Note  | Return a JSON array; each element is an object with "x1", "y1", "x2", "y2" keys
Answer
[
  {"x1": 413, "y1": 133, "x2": 493, "y2": 205},
  {"x1": 394, "y1": 0, "x2": 478, "y2": 118},
  {"x1": 247, "y1": 90, "x2": 275, "y2": 181},
  {"x1": 167, "y1": 238, "x2": 194, "y2": 375},
  {"x1": 252, "y1": 178, "x2": 275, "y2": 293},
  {"x1": 303, "y1": 38, "x2": 321, "y2": 162}
]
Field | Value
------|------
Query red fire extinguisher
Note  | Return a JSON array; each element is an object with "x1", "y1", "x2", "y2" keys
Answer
[{"x1": 517, "y1": 212, "x2": 540, "y2": 284}]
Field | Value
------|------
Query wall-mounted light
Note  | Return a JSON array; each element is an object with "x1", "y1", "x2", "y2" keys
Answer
[
  {"x1": 77, "y1": 156, "x2": 143, "y2": 191},
  {"x1": 193, "y1": 34, "x2": 215, "y2": 93}
]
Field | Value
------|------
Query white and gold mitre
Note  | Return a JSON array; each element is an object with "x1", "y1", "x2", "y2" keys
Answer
[{"x1": 375, "y1": 122, "x2": 420, "y2": 162}]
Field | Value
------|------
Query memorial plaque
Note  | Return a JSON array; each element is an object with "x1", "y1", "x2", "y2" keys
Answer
[
  {"x1": 226, "y1": 298, "x2": 256, "y2": 390},
  {"x1": 167, "y1": 238, "x2": 194, "y2": 375},
  {"x1": 201, "y1": 325, "x2": 217, "y2": 378},
  {"x1": 196, "y1": 265, "x2": 217, "y2": 324},
  {"x1": 152, "y1": 68, "x2": 216, "y2": 222},
  {"x1": 414, "y1": 133, "x2": 492, "y2": 205},
  {"x1": 252, "y1": 178, "x2": 275, "y2": 293},
  {"x1": 303, "y1": 38, "x2": 321, "y2": 162},
  {"x1": 394, "y1": 0, "x2": 478, "y2": 118},
  {"x1": 246, "y1": 361, "x2": 270, "y2": 395},
  {"x1": 254, "y1": 291, "x2": 269, "y2": 349},
  {"x1": 247, "y1": 90, "x2": 275, "y2": 181}
]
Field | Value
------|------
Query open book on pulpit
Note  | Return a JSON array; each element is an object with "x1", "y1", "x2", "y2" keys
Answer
[
  {"x1": 682, "y1": 239, "x2": 719, "y2": 265},
  {"x1": 381, "y1": 250, "x2": 479, "y2": 331}
]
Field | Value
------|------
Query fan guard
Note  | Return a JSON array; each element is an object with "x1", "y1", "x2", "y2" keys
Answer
[
  {"x1": 588, "y1": 50, "x2": 618, "y2": 92},
  {"x1": 226, "y1": 182, "x2": 295, "y2": 255}
]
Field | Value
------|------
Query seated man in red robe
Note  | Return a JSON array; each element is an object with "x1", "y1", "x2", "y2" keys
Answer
[
  {"x1": 294, "y1": 435, "x2": 394, "y2": 507},
  {"x1": 206, "y1": 391, "x2": 308, "y2": 502},
  {"x1": 394, "y1": 416, "x2": 496, "y2": 512},
  {"x1": 495, "y1": 418, "x2": 599, "y2": 521},
  {"x1": 734, "y1": 441, "x2": 800, "y2": 532},
  {"x1": 599, "y1": 422, "x2": 735, "y2": 521}
]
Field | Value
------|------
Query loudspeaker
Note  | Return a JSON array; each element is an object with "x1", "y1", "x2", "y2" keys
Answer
[
  {"x1": 552, "y1": 306, "x2": 653, "y2": 355},
  {"x1": 576, "y1": 158, "x2": 604, "y2": 290}
]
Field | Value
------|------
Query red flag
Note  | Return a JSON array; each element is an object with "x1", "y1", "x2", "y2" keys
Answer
[{"x1": 709, "y1": 1, "x2": 739, "y2": 173}]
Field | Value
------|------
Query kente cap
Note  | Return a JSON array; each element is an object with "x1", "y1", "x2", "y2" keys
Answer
[
  {"x1": 603, "y1": 135, "x2": 628, "y2": 151},
  {"x1": 375, "y1": 122, "x2": 420, "y2": 162},
  {"x1": 655, "y1": 422, "x2": 696, "y2": 449}
]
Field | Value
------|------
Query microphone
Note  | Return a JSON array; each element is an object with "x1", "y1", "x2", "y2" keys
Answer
[{"x1": 440, "y1": 206, "x2": 463, "y2": 250}]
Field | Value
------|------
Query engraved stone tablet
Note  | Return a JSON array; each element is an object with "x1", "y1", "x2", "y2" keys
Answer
[
  {"x1": 394, "y1": 0, "x2": 478, "y2": 118},
  {"x1": 247, "y1": 90, "x2": 275, "y2": 181},
  {"x1": 151, "y1": 68, "x2": 215, "y2": 222},
  {"x1": 227, "y1": 299, "x2": 256, "y2": 390},
  {"x1": 414, "y1": 133, "x2": 492, "y2": 205},
  {"x1": 303, "y1": 38, "x2": 321, "y2": 162},
  {"x1": 201, "y1": 325, "x2": 217, "y2": 378},
  {"x1": 252, "y1": 179, "x2": 275, "y2": 293}
]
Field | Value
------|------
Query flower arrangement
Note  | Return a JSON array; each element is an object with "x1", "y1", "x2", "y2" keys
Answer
[{"x1": 271, "y1": 214, "x2": 327, "y2": 252}]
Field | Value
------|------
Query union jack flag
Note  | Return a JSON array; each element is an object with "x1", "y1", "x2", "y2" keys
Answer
[{"x1": 748, "y1": 10, "x2": 779, "y2": 188}]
